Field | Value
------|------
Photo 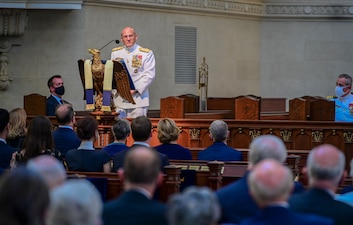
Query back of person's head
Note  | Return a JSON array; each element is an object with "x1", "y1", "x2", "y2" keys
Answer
[
  {"x1": 157, "y1": 118, "x2": 180, "y2": 144},
  {"x1": 306, "y1": 144, "x2": 345, "y2": 187},
  {"x1": 23, "y1": 116, "x2": 54, "y2": 162},
  {"x1": 76, "y1": 116, "x2": 98, "y2": 140},
  {"x1": 248, "y1": 135, "x2": 287, "y2": 167},
  {"x1": 338, "y1": 74, "x2": 352, "y2": 86},
  {"x1": 7, "y1": 108, "x2": 27, "y2": 139},
  {"x1": 0, "y1": 167, "x2": 49, "y2": 225},
  {"x1": 209, "y1": 120, "x2": 228, "y2": 142},
  {"x1": 0, "y1": 108, "x2": 9, "y2": 133},
  {"x1": 47, "y1": 75, "x2": 62, "y2": 88},
  {"x1": 123, "y1": 145, "x2": 160, "y2": 185},
  {"x1": 167, "y1": 186, "x2": 221, "y2": 225},
  {"x1": 131, "y1": 116, "x2": 152, "y2": 142},
  {"x1": 27, "y1": 155, "x2": 67, "y2": 190},
  {"x1": 47, "y1": 179, "x2": 102, "y2": 225},
  {"x1": 248, "y1": 159, "x2": 293, "y2": 208},
  {"x1": 112, "y1": 119, "x2": 131, "y2": 141},
  {"x1": 350, "y1": 158, "x2": 353, "y2": 177},
  {"x1": 55, "y1": 104, "x2": 75, "y2": 125}
]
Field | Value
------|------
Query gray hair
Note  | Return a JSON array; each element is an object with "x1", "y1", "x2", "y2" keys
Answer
[
  {"x1": 249, "y1": 135, "x2": 287, "y2": 165},
  {"x1": 27, "y1": 155, "x2": 67, "y2": 189},
  {"x1": 209, "y1": 120, "x2": 228, "y2": 142},
  {"x1": 248, "y1": 159, "x2": 293, "y2": 205},
  {"x1": 167, "y1": 186, "x2": 221, "y2": 225},
  {"x1": 338, "y1": 74, "x2": 352, "y2": 86},
  {"x1": 307, "y1": 144, "x2": 345, "y2": 185},
  {"x1": 112, "y1": 118, "x2": 131, "y2": 141},
  {"x1": 47, "y1": 179, "x2": 102, "y2": 225}
]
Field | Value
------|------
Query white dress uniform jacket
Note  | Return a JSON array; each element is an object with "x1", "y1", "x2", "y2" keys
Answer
[{"x1": 111, "y1": 43, "x2": 155, "y2": 110}]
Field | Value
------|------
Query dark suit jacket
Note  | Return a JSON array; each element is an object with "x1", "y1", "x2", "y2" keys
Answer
[
  {"x1": 217, "y1": 172, "x2": 305, "y2": 224},
  {"x1": 0, "y1": 141, "x2": 16, "y2": 169},
  {"x1": 111, "y1": 144, "x2": 170, "y2": 172},
  {"x1": 103, "y1": 190, "x2": 168, "y2": 225},
  {"x1": 53, "y1": 127, "x2": 81, "y2": 157},
  {"x1": 289, "y1": 188, "x2": 353, "y2": 225},
  {"x1": 46, "y1": 95, "x2": 69, "y2": 116},
  {"x1": 198, "y1": 142, "x2": 243, "y2": 161},
  {"x1": 239, "y1": 205, "x2": 334, "y2": 225}
]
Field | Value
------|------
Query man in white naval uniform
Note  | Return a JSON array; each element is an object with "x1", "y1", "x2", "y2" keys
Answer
[
  {"x1": 111, "y1": 26, "x2": 155, "y2": 118},
  {"x1": 332, "y1": 74, "x2": 353, "y2": 122}
]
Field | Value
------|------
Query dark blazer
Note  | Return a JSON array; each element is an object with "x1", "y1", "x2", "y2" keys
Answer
[
  {"x1": 239, "y1": 205, "x2": 334, "y2": 225},
  {"x1": 217, "y1": 172, "x2": 306, "y2": 224},
  {"x1": 103, "y1": 190, "x2": 168, "y2": 225},
  {"x1": 112, "y1": 144, "x2": 170, "y2": 172},
  {"x1": 216, "y1": 172, "x2": 258, "y2": 224},
  {"x1": 0, "y1": 141, "x2": 16, "y2": 169},
  {"x1": 102, "y1": 143, "x2": 129, "y2": 158},
  {"x1": 198, "y1": 142, "x2": 243, "y2": 161},
  {"x1": 289, "y1": 188, "x2": 353, "y2": 225},
  {"x1": 53, "y1": 127, "x2": 80, "y2": 157},
  {"x1": 46, "y1": 95, "x2": 69, "y2": 116},
  {"x1": 66, "y1": 149, "x2": 111, "y2": 172},
  {"x1": 155, "y1": 143, "x2": 192, "y2": 160}
]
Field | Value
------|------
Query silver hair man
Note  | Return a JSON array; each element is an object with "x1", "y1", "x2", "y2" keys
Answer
[
  {"x1": 248, "y1": 134, "x2": 287, "y2": 167},
  {"x1": 209, "y1": 120, "x2": 228, "y2": 142},
  {"x1": 47, "y1": 179, "x2": 103, "y2": 225},
  {"x1": 167, "y1": 186, "x2": 221, "y2": 225}
]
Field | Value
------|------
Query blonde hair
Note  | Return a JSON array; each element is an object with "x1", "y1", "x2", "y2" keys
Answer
[
  {"x1": 7, "y1": 108, "x2": 27, "y2": 139},
  {"x1": 157, "y1": 118, "x2": 180, "y2": 144}
]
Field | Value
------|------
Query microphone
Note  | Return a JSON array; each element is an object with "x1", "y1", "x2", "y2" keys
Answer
[{"x1": 99, "y1": 39, "x2": 120, "y2": 51}]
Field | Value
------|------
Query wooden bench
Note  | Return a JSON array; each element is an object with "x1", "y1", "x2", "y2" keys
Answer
[{"x1": 67, "y1": 165, "x2": 181, "y2": 202}]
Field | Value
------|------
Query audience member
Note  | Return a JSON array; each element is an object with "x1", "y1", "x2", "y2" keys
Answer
[
  {"x1": 112, "y1": 116, "x2": 169, "y2": 172},
  {"x1": 6, "y1": 108, "x2": 27, "y2": 150},
  {"x1": 167, "y1": 186, "x2": 221, "y2": 225},
  {"x1": 27, "y1": 155, "x2": 67, "y2": 190},
  {"x1": 289, "y1": 144, "x2": 353, "y2": 225},
  {"x1": 217, "y1": 135, "x2": 290, "y2": 224},
  {"x1": 332, "y1": 74, "x2": 353, "y2": 122},
  {"x1": 155, "y1": 118, "x2": 192, "y2": 160},
  {"x1": 239, "y1": 159, "x2": 334, "y2": 225},
  {"x1": 198, "y1": 120, "x2": 242, "y2": 161},
  {"x1": 336, "y1": 157, "x2": 353, "y2": 205},
  {"x1": 53, "y1": 104, "x2": 80, "y2": 157},
  {"x1": 102, "y1": 119, "x2": 130, "y2": 157},
  {"x1": 47, "y1": 179, "x2": 103, "y2": 225},
  {"x1": 0, "y1": 167, "x2": 50, "y2": 225},
  {"x1": 103, "y1": 146, "x2": 167, "y2": 225},
  {"x1": 66, "y1": 116, "x2": 110, "y2": 172},
  {"x1": 0, "y1": 108, "x2": 16, "y2": 169},
  {"x1": 46, "y1": 75, "x2": 69, "y2": 116},
  {"x1": 11, "y1": 115, "x2": 63, "y2": 168}
]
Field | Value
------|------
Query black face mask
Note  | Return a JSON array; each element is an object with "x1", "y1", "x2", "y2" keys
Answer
[{"x1": 54, "y1": 86, "x2": 65, "y2": 96}]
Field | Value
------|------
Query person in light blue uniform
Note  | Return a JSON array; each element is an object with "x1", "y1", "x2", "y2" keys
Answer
[
  {"x1": 332, "y1": 74, "x2": 353, "y2": 122},
  {"x1": 111, "y1": 27, "x2": 155, "y2": 118}
]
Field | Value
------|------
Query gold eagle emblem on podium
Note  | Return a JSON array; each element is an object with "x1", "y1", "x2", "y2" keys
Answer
[{"x1": 78, "y1": 48, "x2": 135, "y2": 112}]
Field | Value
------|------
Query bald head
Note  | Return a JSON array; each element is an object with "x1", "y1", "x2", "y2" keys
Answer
[
  {"x1": 55, "y1": 104, "x2": 75, "y2": 126},
  {"x1": 27, "y1": 155, "x2": 67, "y2": 189},
  {"x1": 249, "y1": 135, "x2": 287, "y2": 167},
  {"x1": 307, "y1": 144, "x2": 345, "y2": 186},
  {"x1": 124, "y1": 146, "x2": 161, "y2": 185},
  {"x1": 248, "y1": 159, "x2": 293, "y2": 207}
]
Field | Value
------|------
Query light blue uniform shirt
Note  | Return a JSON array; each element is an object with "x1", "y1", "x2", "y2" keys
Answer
[{"x1": 333, "y1": 93, "x2": 353, "y2": 122}]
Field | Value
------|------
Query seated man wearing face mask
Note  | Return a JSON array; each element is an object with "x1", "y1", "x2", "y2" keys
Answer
[
  {"x1": 46, "y1": 75, "x2": 70, "y2": 116},
  {"x1": 332, "y1": 74, "x2": 353, "y2": 122}
]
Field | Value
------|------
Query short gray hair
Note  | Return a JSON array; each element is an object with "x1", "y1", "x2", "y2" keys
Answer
[
  {"x1": 47, "y1": 179, "x2": 102, "y2": 225},
  {"x1": 167, "y1": 186, "x2": 221, "y2": 225},
  {"x1": 338, "y1": 74, "x2": 352, "y2": 86},
  {"x1": 307, "y1": 144, "x2": 345, "y2": 185},
  {"x1": 209, "y1": 120, "x2": 228, "y2": 142},
  {"x1": 249, "y1": 135, "x2": 287, "y2": 165}
]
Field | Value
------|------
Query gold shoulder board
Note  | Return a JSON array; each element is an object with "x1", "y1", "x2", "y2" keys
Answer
[
  {"x1": 112, "y1": 46, "x2": 124, "y2": 52},
  {"x1": 326, "y1": 95, "x2": 337, "y2": 99},
  {"x1": 139, "y1": 47, "x2": 150, "y2": 53}
]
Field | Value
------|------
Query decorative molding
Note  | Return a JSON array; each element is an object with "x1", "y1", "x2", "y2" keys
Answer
[
  {"x1": 189, "y1": 128, "x2": 200, "y2": 139},
  {"x1": 311, "y1": 130, "x2": 323, "y2": 143},
  {"x1": 280, "y1": 130, "x2": 292, "y2": 142},
  {"x1": 249, "y1": 129, "x2": 261, "y2": 140},
  {"x1": 0, "y1": 0, "x2": 83, "y2": 9},
  {"x1": 343, "y1": 131, "x2": 353, "y2": 143},
  {"x1": 265, "y1": 5, "x2": 353, "y2": 17}
]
